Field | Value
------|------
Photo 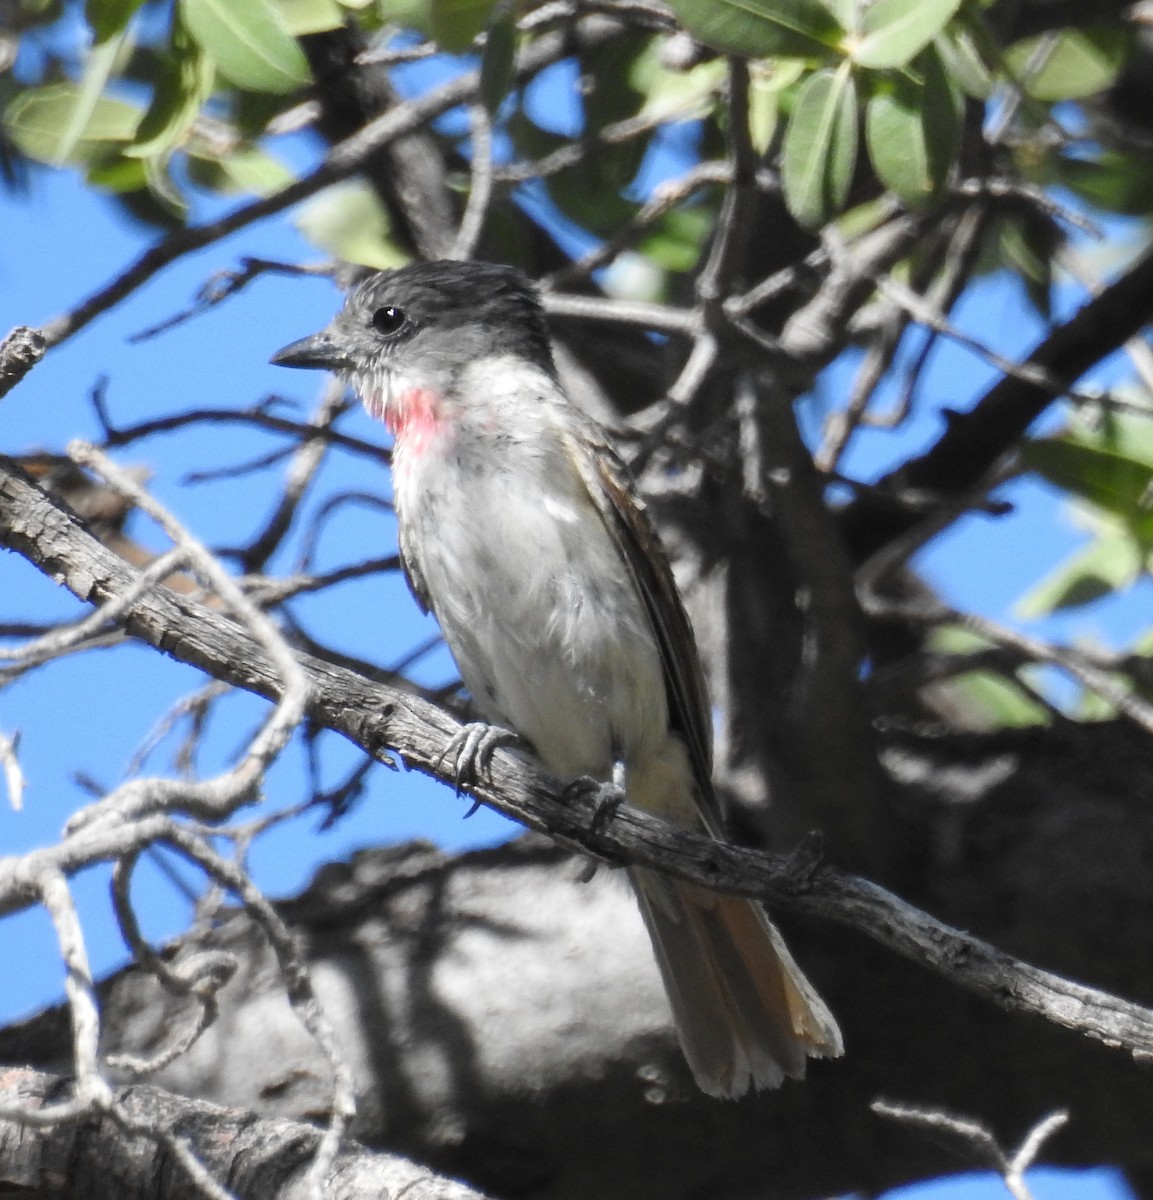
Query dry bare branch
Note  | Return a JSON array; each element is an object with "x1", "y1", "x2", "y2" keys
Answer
[{"x1": 3, "y1": 453, "x2": 1153, "y2": 1065}]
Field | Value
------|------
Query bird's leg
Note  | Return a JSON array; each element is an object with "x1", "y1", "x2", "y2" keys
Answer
[
  {"x1": 782, "y1": 830, "x2": 825, "y2": 886},
  {"x1": 437, "y1": 722, "x2": 520, "y2": 796},
  {"x1": 562, "y1": 758, "x2": 627, "y2": 834}
]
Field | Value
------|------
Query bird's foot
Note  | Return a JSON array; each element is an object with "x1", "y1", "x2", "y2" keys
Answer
[
  {"x1": 437, "y1": 722, "x2": 519, "y2": 797},
  {"x1": 783, "y1": 830, "x2": 825, "y2": 886},
  {"x1": 562, "y1": 774, "x2": 626, "y2": 835}
]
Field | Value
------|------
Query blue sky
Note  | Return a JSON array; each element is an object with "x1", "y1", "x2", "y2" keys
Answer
[
  {"x1": 0, "y1": 157, "x2": 1136, "y2": 1200},
  {"x1": 0, "y1": 27, "x2": 1143, "y2": 1200}
]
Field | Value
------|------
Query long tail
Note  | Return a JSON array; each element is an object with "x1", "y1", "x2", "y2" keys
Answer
[{"x1": 630, "y1": 866, "x2": 843, "y2": 1098}]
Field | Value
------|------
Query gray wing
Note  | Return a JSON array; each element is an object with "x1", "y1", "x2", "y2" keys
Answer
[
  {"x1": 563, "y1": 423, "x2": 721, "y2": 832},
  {"x1": 397, "y1": 520, "x2": 432, "y2": 615}
]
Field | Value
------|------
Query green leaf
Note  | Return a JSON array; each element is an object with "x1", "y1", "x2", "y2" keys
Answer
[
  {"x1": 271, "y1": 0, "x2": 344, "y2": 35},
  {"x1": 1075, "y1": 686, "x2": 1121, "y2": 721},
  {"x1": 1058, "y1": 150, "x2": 1153, "y2": 218},
  {"x1": 181, "y1": 0, "x2": 309, "y2": 94},
  {"x1": 751, "y1": 57, "x2": 807, "y2": 93},
  {"x1": 748, "y1": 78, "x2": 779, "y2": 155},
  {"x1": 87, "y1": 154, "x2": 148, "y2": 191},
  {"x1": 928, "y1": 626, "x2": 1051, "y2": 728},
  {"x1": 377, "y1": 0, "x2": 430, "y2": 31},
  {"x1": 746, "y1": 59, "x2": 803, "y2": 154},
  {"x1": 638, "y1": 205, "x2": 714, "y2": 272},
  {"x1": 3, "y1": 83, "x2": 141, "y2": 165},
  {"x1": 919, "y1": 47, "x2": 961, "y2": 185},
  {"x1": 548, "y1": 153, "x2": 641, "y2": 235},
  {"x1": 143, "y1": 151, "x2": 187, "y2": 216},
  {"x1": 429, "y1": 0, "x2": 496, "y2": 52},
  {"x1": 1131, "y1": 624, "x2": 1153, "y2": 658},
  {"x1": 1023, "y1": 438, "x2": 1153, "y2": 546},
  {"x1": 229, "y1": 88, "x2": 293, "y2": 137},
  {"x1": 539, "y1": 32, "x2": 649, "y2": 235},
  {"x1": 580, "y1": 33, "x2": 648, "y2": 136},
  {"x1": 479, "y1": 1, "x2": 517, "y2": 116},
  {"x1": 948, "y1": 671, "x2": 1051, "y2": 727},
  {"x1": 52, "y1": 26, "x2": 132, "y2": 165},
  {"x1": 1017, "y1": 526, "x2": 1143, "y2": 617},
  {"x1": 865, "y1": 47, "x2": 959, "y2": 206},
  {"x1": 507, "y1": 105, "x2": 566, "y2": 163},
  {"x1": 1005, "y1": 26, "x2": 1130, "y2": 101},
  {"x1": 849, "y1": 0, "x2": 962, "y2": 69},
  {"x1": 998, "y1": 214, "x2": 1056, "y2": 318},
  {"x1": 1066, "y1": 405, "x2": 1153, "y2": 471},
  {"x1": 824, "y1": 0, "x2": 856, "y2": 30},
  {"x1": 218, "y1": 145, "x2": 294, "y2": 193},
  {"x1": 933, "y1": 24, "x2": 995, "y2": 99},
  {"x1": 781, "y1": 63, "x2": 858, "y2": 228},
  {"x1": 663, "y1": 0, "x2": 841, "y2": 59},
  {"x1": 296, "y1": 180, "x2": 409, "y2": 268},
  {"x1": 186, "y1": 114, "x2": 295, "y2": 197},
  {"x1": 86, "y1": 0, "x2": 145, "y2": 42},
  {"x1": 127, "y1": 14, "x2": 215, "y2": 160},
  {"x1": 635, "y1": 55, "x2": 726, "y2": 123}
]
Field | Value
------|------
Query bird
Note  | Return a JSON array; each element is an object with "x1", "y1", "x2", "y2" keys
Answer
[{"x1": 272, "y1": 259, "x2": 842, "y2": 1097}]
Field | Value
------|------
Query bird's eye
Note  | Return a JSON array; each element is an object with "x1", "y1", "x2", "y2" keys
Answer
[{"x1": 371, "y1": 306, "x2": 407, "y2": 336}]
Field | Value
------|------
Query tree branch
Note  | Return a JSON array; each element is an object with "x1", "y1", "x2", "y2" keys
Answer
[
  {"x1": 3, "y1": 453, "x2": 1153, "y2": 1062},
  {"x1": 33, "y1": 19, "x2": 626, "y2": 350},
  {"x1": 0, "y1": 1068, "x2": 491, "y2": 1200},
  {"x1": 841, "y1": 241, "x2": 1153, "y2": 562}
]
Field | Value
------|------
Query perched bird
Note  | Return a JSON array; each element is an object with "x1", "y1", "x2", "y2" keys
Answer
[{"x1": 272, "y1": 260, "x2": 842, "y2": 1096}]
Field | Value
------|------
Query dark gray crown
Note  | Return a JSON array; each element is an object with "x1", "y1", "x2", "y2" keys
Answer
[
  {"x1": 347, "y1": 261, "x2": 556, "y2": 374},
  {"x1": 272, "y1": 260, "x2": 558, "y2": 379}
]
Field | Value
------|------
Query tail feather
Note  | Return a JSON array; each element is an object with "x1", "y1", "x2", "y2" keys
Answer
[{"x1": 630, "y1": 866, "x2": 842, "y2": 1098}]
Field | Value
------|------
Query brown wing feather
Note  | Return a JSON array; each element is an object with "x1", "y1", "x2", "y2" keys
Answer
[{"x1": 563, "y1": 425, "x2": 721, "y2": 831}]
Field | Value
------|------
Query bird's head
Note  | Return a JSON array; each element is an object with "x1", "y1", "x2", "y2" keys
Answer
[{"x1": 271, "y1": 260, "x2": 556, "y2": 431}]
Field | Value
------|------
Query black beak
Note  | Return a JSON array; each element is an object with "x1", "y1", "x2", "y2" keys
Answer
[{"x1": 270, "y1": 331, "x2": 348, "y2": 371}]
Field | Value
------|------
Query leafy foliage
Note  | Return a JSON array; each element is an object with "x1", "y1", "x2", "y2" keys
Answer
[
  {"x1": 2, "y1": 0, "x2": 1152, "y2": 731},
  {"x1": 5, "y1": 1, "x2": 1153, "y2": 1191}
]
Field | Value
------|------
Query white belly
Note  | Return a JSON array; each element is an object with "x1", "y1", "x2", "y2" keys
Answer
[{"x1": 393, "y1": 420, "x2": 668, "y2": 783}]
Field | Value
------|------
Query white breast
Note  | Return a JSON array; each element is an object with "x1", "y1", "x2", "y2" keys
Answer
[{"x1": 391, "y1": 359, "x2": 669, "y2": 782}]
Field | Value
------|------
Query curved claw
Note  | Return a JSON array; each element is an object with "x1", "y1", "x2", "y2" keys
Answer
[
  {"x1": 561, "y1": 775, "x2": 626, "y2": 834},
  {"x1": 437, "y1": 722, "x2": 518, "y2": 795}
]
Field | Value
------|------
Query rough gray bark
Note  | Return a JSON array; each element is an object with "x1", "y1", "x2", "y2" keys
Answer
[
  {"x1": 5, "y1": 714, "x2": 1153, "y2": 1200},
  {"x1": 6, "y1": 22, "x2": 1153, "y2": 1189},
  {"x1": 3, "y1": 439, "x2": 1153, "y2": 1196},
  {"x1": 0, "y1": 1066, "x2": 494, "y2": 1199},
  {"x1": 4, "y1": 367, "x2": 1153, "y2": 1200},
  {"x1": 3, "y1": 6, "x2": 1152, "y2": 1200}
]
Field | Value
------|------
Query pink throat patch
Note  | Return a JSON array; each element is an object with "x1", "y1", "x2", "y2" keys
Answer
[{"x1": 370, "y1": 386, "x2": 445, "y2": 458}]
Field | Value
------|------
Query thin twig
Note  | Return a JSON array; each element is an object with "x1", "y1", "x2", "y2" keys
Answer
[
  {"x1": 0, "y1": 325, "x2": 45, "y2": 399},
  {"x1": 129, "y1": 259, "x2": 335, "y2": 344},
  {"x1": 238, "y1": 377, "x2": 350, "y2": 573},
  {"x1": 63, "y1": 443, "x2": 309, "y2": 830},
  {"x1": 452, "y1": 105, "x2": 495, "y2": 261},
  {"x1": 872, "y1": 1100, "x2": 1069, "y2": 1200},
  {"x1": 96, "y1": 405, "x2": 385, "y2": 463},
  {"x1": 861, "y1": 588, "x2": 1153, "y2": 735},
  {"x1": 541, "y1": 292, "x2": 700, "y2": 337},
  {"x1": 0, "y1": 729, "x2": 25, "y2": 811},
  {"x1": 547, "y1": 160, "x2": 733, "y2": 286},
  {"x1": 696, "y1": 58, "x2": 755, "y2": 307},
  {"x1": 107, "y1": 850, "x2": 237, "y2": 1077},
  {"x1": 497, "y1": 105, "x2": 709, "y2": 185},
  {"x1": 160, "y1": 824, "x2": 356, "y2": 1200},
  {"x1": 36, "y1": 20, "x2": 625, "y2": 349},
  {"x1": 0, "y1": 861, "x2": 112, "y2": 1126},
  {"x1": 5, "y1": 458, "x2": 1153, "y2": 1063},
  {"x1": 0, "y1": 548, "x2": 188, "y2": 670}
]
